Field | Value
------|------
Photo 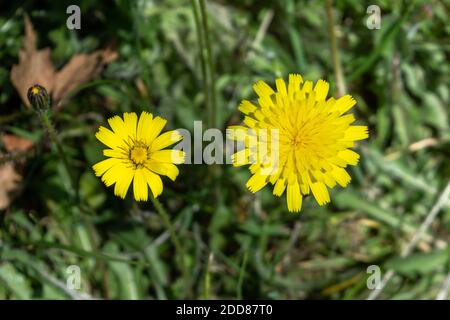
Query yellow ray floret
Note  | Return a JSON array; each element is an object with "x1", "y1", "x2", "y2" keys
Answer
[
  {"x1": 93, "y1": 111, "x2": 184, "y2": 201},
  {"x1": 229, "y1": 74, "x2": 369, "y2": 213}
]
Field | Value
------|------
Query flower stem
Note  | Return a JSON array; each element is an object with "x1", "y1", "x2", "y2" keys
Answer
[
  {"x1": 27, "y1": 85, "x2": 77, "y2": 193},
  {"x1": 198, "y1": 0, "x2": 217, "y2": 128},
  {"x1": 37, "y1": 110, "x2": 77, "y2": 192},
  {"x1": 150, "y1": 195, "x2": 189, "y2": 291},
  {"x1": 190, "y1": 0, "x2": 209, "y2": 123},
  {"x1": 28, "y1": 85, "x2": 97, "y2": 250},
  {"x1": 193, "y1": 0, "x2": 222, "y2": 208},
  {"x1": 326, "y1": 0, "x2": 347, "y2": 96},
  {"x1": 203, "y1": 252, "x2": 212, "y2": 299}
]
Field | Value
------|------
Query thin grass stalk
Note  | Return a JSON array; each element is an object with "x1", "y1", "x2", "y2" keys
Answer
[
  {"x1": 198, "y1": 0, "x2": 217, "y2": 128},
  {"x1": 190, "y1": 0, "x2": 210, "y2": 125},
  {"x1": 203, "y1": 252, "x2": 213, "y2": 299},
  {"x1": 237, "y1": 251, "x2": 249, "y2": 299},
  {"x1": 326, "y1": 0, "x2": 347, "y2": 96},
  {"x1": 150, "y1": 194, "x2": 189, "y2": 296}
]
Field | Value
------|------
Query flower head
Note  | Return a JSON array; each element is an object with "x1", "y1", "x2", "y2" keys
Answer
[
  {"x1": 27, "y1": 84, "x2": 50, "y2": 111},
  {"x1": 93, "y1": 112, "x2": 184, "y2": 201},
  {"x1": 229, "y1": 74, "x2": 369, "y2": 212}
]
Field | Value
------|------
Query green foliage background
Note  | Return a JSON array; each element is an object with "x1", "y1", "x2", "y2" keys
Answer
[{"x1": 1, "y1": 0, "x2": 450, "y2": 299}]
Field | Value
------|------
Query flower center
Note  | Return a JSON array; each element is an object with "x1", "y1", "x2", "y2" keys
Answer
[
  {"x1": 31, "y1": 86, "x2": 40, "y2": 94},
  {"x1": 291, "y1": 132, "x2": 303, "y2": 147},
  {"x1": 130, "y1": 146, "x2": 148, "y2": 165}
]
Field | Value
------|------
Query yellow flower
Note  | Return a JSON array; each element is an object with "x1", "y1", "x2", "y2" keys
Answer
[
  {"x1": 93, "y1": 112, "x2": 184, "y2": 201},
  {"x1": 229, "y1": 74, "x2": 369, "y2": 212}
]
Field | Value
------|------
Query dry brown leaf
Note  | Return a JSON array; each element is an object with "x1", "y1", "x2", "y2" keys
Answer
[
  {"x1": 2, "y1": 134, "x2": 34, "y2": 153},
  {"x1": 0, "y1": 134, "x2": 34, "y2": 210},
  {"x1": 52, "y1": 47, "x2": 118, "y2": 108},
  {"x1": 0, "y1": 163, "x2": 22, "y2": 210},
  {"x1": 10, "y1": 15, "x2": 56, "y2": 108},
  {"x1": 10, "y1": 15, "x2": 118, "y2": 109}
]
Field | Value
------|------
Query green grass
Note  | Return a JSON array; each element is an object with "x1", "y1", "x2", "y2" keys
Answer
[{"x1": 1, "y1": 0, "x2": 450, "y2": 299}]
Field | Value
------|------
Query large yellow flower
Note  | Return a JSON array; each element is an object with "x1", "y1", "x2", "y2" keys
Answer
[
  {"x1": 93, "y1": 112, "x2": 184, "y2": 201},
  {"x1": 229, "y1": 74, "x2": 369, "y2": 212}
]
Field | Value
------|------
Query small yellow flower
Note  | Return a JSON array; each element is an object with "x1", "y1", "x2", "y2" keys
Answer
[
  {"x1": 93, "y1": 112, "x2": 184, "y2": 201},
  {"x1": 229, "y1": 74, "x2": 369, "y2": 212}
]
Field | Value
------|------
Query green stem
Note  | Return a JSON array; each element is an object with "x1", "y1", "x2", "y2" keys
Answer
[
  {"x1": 150, "y1": 195, "x2": 188, "y2": 291},
  {"x1": 37, "y1": 110, "x2": 77, "y2": 193},
  {"x1": 190, "y1": 0, "x2": 209, "y2": 124},
  {"x1": 203, "y1": 252, "x2": 212, "y2": 299},
  {"x1": 237, "y1": 251, "x2": 248, "y2": 299},
  {"x1": 326, "y1": 0, "x2": 347, "y2": 96},
  {"x1": 28, "y1": 85, "x2": 98, "y2": 269},
  {"x1": 198, "y1": 0, "x2": 217, "y2": 128}
]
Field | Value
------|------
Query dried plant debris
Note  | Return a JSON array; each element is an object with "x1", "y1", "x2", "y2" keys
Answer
[
  {"x1": 0, "y1": 164, "x2": 22, "y2": 210},
  {"x1": 2, "y1": 134, "x2": 34, "y2": 153},
  {"x1": 0, "y1": 135, "x2": 34, "y2": 210},
  {"x1": 10, "y1": 15, "x2": 118, "y2": 109}
]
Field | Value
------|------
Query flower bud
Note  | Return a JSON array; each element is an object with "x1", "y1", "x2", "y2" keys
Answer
[{"x1": 27, "y1": 84, "x2": 50, "y2": 111}]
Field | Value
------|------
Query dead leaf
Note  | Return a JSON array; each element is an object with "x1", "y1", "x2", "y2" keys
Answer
[
  {"x1": 2, "y1": 134, "x2": 34, "y2": 153},
  {"x1": 0, "y1": 163, "x2": 22, "y2": 210},
  {"x1": 0, "y1": 134, "x2": 34, "y2": 210},
  {"x1": 10, "y1": 15, "x2": 56, "y2": 108},
  {"x1": 52, "y1": 47, "x2": 118, "y2": 108},
  {"x1": 10, "y1": 15, "x2": 118, "y2": 109}
]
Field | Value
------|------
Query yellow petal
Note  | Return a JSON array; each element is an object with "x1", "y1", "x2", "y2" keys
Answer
[
  {"x1": 150, "y1": 150, "x2": 185, "y2": 164},
  {"x1": 113, "y1": 166, "x2": 134, "y2": 198},
  {"x1": 137, "y1": 112, "x2": 153, "y2": 144},
  {"x1": 143, "y1": 168, "x2": 163, "y2": 198},
  {"x1": 275, "y1": 78, "x2": 287, "y2": 97},
  {"x1": 311, "y1": 182, "x2": 330, "y2": 206},
  {"x1": 133, "y1": 168, "x2": 148, "y2": 201},
  {"x1": 103, "y1": 149, "x2": 127, "y2": 159},
  {"x1": 301, "y1": 80, "x2": 313, "y2": 95},
  {"x1": 334, "y1": 95, "x2": 356, "y2": 114},
  {"x1": 243, "y1": 116, "x2": 257, "y2": 128},
  {"x1": 246, "y1": 172, "x2": 267, "y2": 193},
  {"x1": 300, "y1": 171, "x2": 311, "y2": 195},
  {"x1": 288, "y1": 74, "x2": 303, "y2": 96},
  {"x1": 273, "y1": 178, "x2": 286, "y2": 196},
  {"x1": 344, "y1": 126, "x2": 369, "y2": 141},
  {"x1": 108, "y1": 115, "x2": 128, "y2": 140},
  {"x1": 238, "y1": 100, "x2": 257, "y2": 115},
  {"x1": 147, "y1": 116, "x2": 167, "y2": 144},
  {"x1": 95, "y1": 126, "x2": 122, "y2": 149},
  {"x1": 123, "y1": 112, "x2": 138, "y2": 140},
  {"x1": 253, "y1": 80, "x2": 275, "y2": 99},
  {"x1": 287, "y1": 183, "x2": 302, "y2": 212},
  {"x1": 147, "y1": 160, "x2": 179, "y2": 181},
  {"x1": 338, "y1": 149, "x2": 360, "y2": 166},
  {"x1": 322, "y1": 171, "x2": 337, "y2": 188},
  {"x1": 100, "y1": 163, "x2": 123, "y2": 187},
  {"x1": 92, "y1": 158, "x2": 122, "y2": 177},
  {"x1": 231, "y1": 149, "x2": 250, "y2": 166},
  {"x1": 314, "y1": 79, "x2": 329, "y2": 101},
  {"x1": 331, "y1": 166, "x2": 351, "y2": 187},
  {"x1": 150, "y1": 130, "x2": 182, "y2": 152}
]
